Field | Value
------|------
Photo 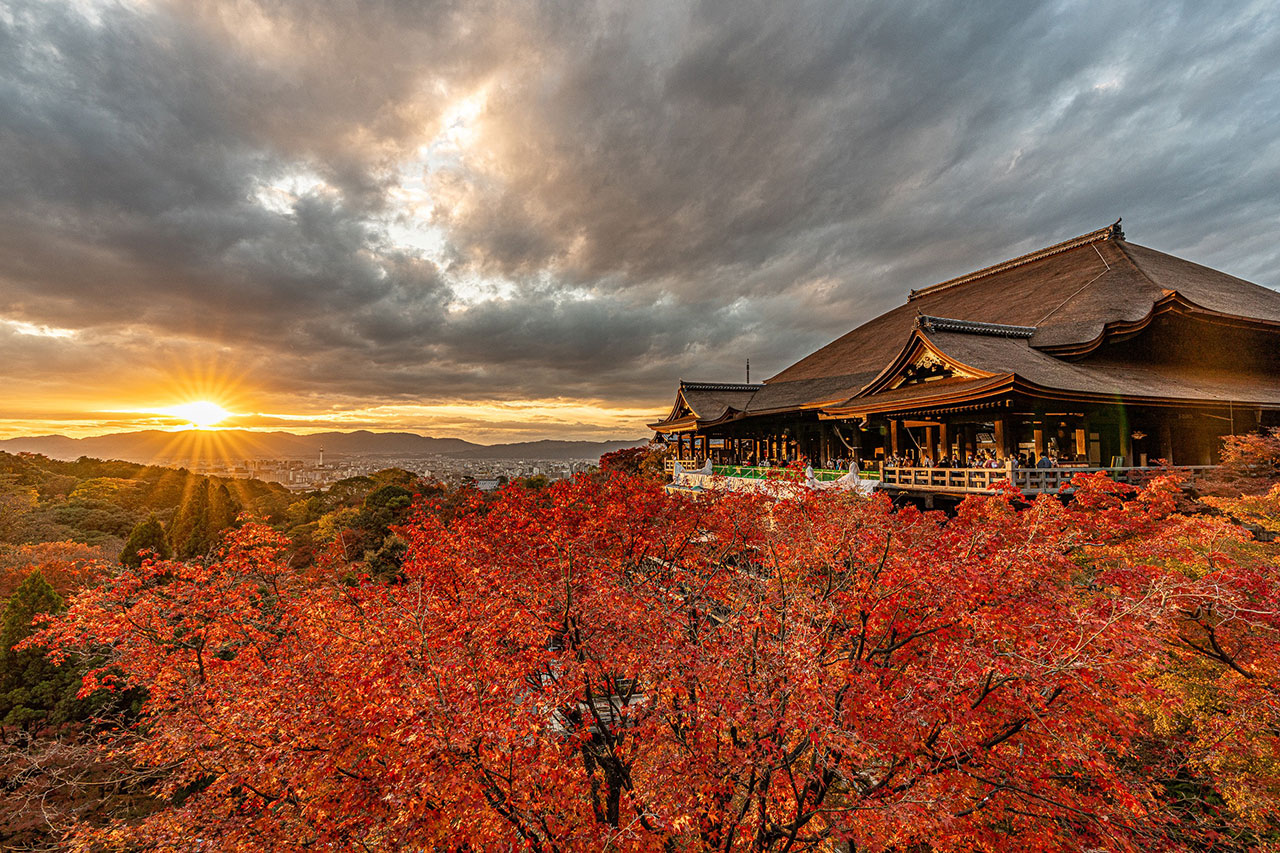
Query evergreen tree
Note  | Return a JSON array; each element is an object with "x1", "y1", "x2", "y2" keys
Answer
[
  {"x1": 170, "y1": 480, "x2": 211, "y2": 560},
  {"x1": 0, "y1": 571, "x2": 78, "y2": 733},
  {"x1": 208, "y1": 482, "x2": 239, "y2": 533},
  {"x1": 170, "y1": 480, "x2": 240, "y2": 560},
  {"x1": 120, "y1": 514, "x2": 172, "y2": 569}
]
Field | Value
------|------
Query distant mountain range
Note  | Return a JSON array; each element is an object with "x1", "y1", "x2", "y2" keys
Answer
[{"x1": 0, "y1": 430, "x2": 648, "y2": 464}]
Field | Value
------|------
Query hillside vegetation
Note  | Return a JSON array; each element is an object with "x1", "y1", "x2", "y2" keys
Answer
[{"x1": 0, "y1": 439, "x2": 1277, "y2": 851}]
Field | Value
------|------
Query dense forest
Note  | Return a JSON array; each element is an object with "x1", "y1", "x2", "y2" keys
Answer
[
  {"x1": 0, "y1": 450, "x2": 534, "y2": 849},
  {"x1": 0, "y1": 438, "x2": 1278, "y2": 851},
  {"x1": 0, "y1": 451, "x2": 479, "y2": 593}
]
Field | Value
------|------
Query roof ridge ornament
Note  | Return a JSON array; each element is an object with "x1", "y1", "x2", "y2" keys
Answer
[
  {"x1": 679, "y1": 381, "x2": 763, "y2": 391},
  {"x1": 908, "y1": 218, "x2": 1125, "y2": 302},
  {"x1": 916, "y1": 315, "x2": 1037, "y2": 338}
]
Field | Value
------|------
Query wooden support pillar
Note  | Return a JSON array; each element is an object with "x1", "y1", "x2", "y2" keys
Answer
[
  {"x1": 1075, "y1": 428, "x2": 1087, "y2": 459},
  {"x1": 924, "y1": 426, "x2": 937, "y2": 462},
  {"x1": 994, "y1": 416, "x2": 1008, "y2": 460},
  {"x1": 889, "y1": 420, "x2": 902, "y2": 456},
  {"x1": 1033, "y1": 424, "x2": 1046, "y2": 458},
  {"x1": 1159, "y1": 422, "x2": 1173, "y2": 464},
  {"x1": 939, "y1": 423, "x2": 950, "y2": 461},
  {"x1": 846, "y1": 422, "x2": 862, "y2": 462}
]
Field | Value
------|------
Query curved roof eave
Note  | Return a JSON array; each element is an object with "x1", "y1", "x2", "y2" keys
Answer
[{"x1": 1034, "y1": 290, "x2": 1280, "y2": 358}]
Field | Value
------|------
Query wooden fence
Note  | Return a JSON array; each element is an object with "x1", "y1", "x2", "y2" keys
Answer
[{"x1": 879, "y1": 463, "x2": 1216, "y2": 495}]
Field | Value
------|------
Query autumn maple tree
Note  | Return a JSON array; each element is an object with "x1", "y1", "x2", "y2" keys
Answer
[{"x1": 29, "y1": 470, "x2": 1280, "y2": 851}]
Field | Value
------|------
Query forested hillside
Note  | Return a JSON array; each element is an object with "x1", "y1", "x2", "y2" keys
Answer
[
  {"x1": 0, "y1": 452, "x2": 494, "y2": 849},
  {"x1": 0, "y1": 452, "x2": 459, "y2": 592},
  {"x1": 0, "y1": 452, "x2": 290, "y2": 555},
  {"x1": 0, "y1": 439, "x2": 1278, "y2": 851}
]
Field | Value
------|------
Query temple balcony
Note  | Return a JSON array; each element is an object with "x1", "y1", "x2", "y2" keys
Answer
[
  {"x1": 878, "y1": 462, "x2": 1216, "y2": 497},
  {"x1": 665, "y1": 457, "x2": 1217, "y2": 500}
]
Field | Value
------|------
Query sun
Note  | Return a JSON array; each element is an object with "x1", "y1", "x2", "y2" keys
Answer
[{"x1": 160, "y1": 401, "x2": 232, "y2": 429}]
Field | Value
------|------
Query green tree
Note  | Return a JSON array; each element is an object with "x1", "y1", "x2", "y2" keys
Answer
[
  {"x1": 120, "y1": 515, "x2": 172, "y2": 569},
  {"x1": 518, "y1": 474, "x2": 551, "y2": 490},
  {"x1": 170, "y1": 480, "x2": 211, "y2": 560},
  {"x1": 0, "y1": 486, "x2": 37, "y2": 543},
  {"x1": 0, "y1": 571, "x2": 78, "y2": 734},
  {"x1": 363, "y1": 483, "x2": 413, "y2": 514},
  {"x1": 369, "y1": 468, "x2": 419, "y2": 488},
  {"x1": 208, "y1": 482, "x2": 238, "y2": 533},
  {"x1": 328, "y1": 476, "x2": 376, "y2": 506}
]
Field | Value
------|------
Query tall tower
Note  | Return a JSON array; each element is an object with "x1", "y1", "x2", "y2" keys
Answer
[{"x1": 318, "y1": 447, "x2": 325, "y2": 468}]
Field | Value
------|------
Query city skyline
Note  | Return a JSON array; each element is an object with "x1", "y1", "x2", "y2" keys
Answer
[{"x1": 3, "y1": 1, "x2": 1279, "y2": 441}]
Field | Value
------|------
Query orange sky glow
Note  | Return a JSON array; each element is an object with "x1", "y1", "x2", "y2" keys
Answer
[
  {"x1": 0, "y1": 350, "x2": 659, "y2": 442},
  {"x1": 5, "y1": 2, "x2": 1278, "y2": 446}
]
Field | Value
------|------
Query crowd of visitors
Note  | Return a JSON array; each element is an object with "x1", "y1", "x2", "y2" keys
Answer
[
  {"x1": 882, "y1": 449, "x2": 1072, "y2": 469},
  {"x1": 681, "y1": 447, "x2": 1082, "y2": 471}
]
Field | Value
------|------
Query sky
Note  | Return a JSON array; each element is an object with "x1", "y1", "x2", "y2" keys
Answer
[{"x1": 1, "y1": 0, "x2": 1278, "y2": 442}]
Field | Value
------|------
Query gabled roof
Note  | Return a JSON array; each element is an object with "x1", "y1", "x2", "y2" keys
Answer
[
  {"x1": 743, "y1": 374, "x2": 864, "y2": 413},
  {"x1": 825, "y1": 318, "x2": 1280, "y2": 417},
  {"x1": 767, "y1": 219, "x2": 1280, "y2": 389},
  {"x1": 652, "y1": 220, "x2": 1280, "y2": 430},
  {"x1": 907, "y1": 220, "x2": 1125, "y2": 301},
  {"x1": 648, "y1": 381, "x2": 761, "y2": 431}
]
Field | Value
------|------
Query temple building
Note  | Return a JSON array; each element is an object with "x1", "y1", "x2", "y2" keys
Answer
[{"x1": 650, "y1": 220, "x2": 1280, "y2": 473}]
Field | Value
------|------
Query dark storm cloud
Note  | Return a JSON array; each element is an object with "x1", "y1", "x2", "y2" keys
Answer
[{"x1": 1, "y1": 0, "x2": 1278, "y2": 432}]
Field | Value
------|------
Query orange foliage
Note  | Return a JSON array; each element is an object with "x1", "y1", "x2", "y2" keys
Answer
[
  {"x1": 0, "y1": 541, "x2": 109, "y2": 598},
  {"x1": 31, "y1": 474, "x2": 1280, "y2": 851},
  {"x1": 1200, "y1": 427, "x2": 1280, "y2": 496}
]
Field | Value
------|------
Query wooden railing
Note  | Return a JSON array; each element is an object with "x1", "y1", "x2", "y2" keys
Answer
[
  {"x1": 665, "y1": 458, "x2": 1215, "y2": 496},
  {"x1": 663, "y1": 458, "x2": 882, "y2": 481},
  {"x1": 879, "y1": 464, "x2": 1216, "y2": 495},
  {"x1": 711, "y1": 465, "x2": 880, "y2": 482},
  {"x1": 664, "y1": 457, "x2": 703, "y2": 474}
]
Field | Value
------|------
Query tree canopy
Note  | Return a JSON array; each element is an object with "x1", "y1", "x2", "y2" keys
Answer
[
  {"x1": 119, "y1": 515, "x2": 171, "y2": 569},
  {"x1": 0, "y1": 571, "x2": 77, "y2": 734},
  {"x1": 30, "y1": 471, "x2": 1280, "y2": 851}
]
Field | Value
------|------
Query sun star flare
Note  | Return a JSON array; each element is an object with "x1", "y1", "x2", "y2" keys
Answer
[{"x1": 158, "y1": 401, "x2": 233, "y2": 429}]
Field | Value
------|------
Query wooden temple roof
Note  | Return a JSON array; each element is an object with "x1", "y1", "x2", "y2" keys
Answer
[
  {"x1": 651, "y1": 220, "x2": 1280, "y2": 431},
  {"x1": 824, "y1": 323, "x2": 1280, "y2": 419},
  {"x1": 648, "y1": 381, "x2": 762, "y2": 431}
]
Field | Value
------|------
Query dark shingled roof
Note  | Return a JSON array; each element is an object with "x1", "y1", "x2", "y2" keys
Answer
[
  {"x1": 922, "y1": 329, "x2": 1280, "y2": 406},
  {"x1": 676, "y1": 382, "x2": 760, "y2": 421},
  {"x1": 763, "y1": 220, "x2": 1280, "y2": 402},
  {"x1": 649, "y1": 381, "x2": 761, "y2": 429},
  {"x1": 653, "y1": 221, "x2": 1280, "y2": 429},
  {"x1": 744, "y1": 374, "x2": 865, "y2": 413},
  {"x1": 831, "y1": 376, "x2": 1007, "y2": 412}
]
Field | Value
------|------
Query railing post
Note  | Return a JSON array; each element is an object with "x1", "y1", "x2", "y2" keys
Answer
[{"x1": 1006, "y1": 460, "x2": 1016, "y2": 491}]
